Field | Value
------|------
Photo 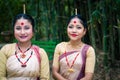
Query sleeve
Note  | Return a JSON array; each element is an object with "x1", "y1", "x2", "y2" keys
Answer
[
  {"x1": 0, "y1": 46, "x2": 7, "y2": 80},
  {"x1": 52, "y1": 44, "x2": 61, "y2": 68},
  {"x1": 85, "y1": 46, "x2": 96, "y2": 73},
  {"x1": 39, "y1": 48, "x2": 50, "y2": 80}
]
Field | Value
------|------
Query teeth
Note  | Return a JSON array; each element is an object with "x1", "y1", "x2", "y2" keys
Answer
[{"x1": 20, "y1": 36, "x2": 27, "y2": 38}]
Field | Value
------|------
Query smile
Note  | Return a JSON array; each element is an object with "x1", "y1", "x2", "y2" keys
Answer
[
  {"x1": 70, "y1": 34, "x2": 78, "y2": 37},
  {"x1": 20, "y1": 36, "x2": 27, "y2": 39}
]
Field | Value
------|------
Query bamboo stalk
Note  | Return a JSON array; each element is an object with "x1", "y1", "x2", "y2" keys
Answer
[{"x1": 87, "y1": 0, "x2": 96, "y2": 48}]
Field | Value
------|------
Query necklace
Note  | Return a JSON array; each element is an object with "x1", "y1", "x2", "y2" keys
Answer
[
  {"x1": 15, "y1": 51, "x2": 33, "y2": 67},
  {"x1": 17, "y1": 43, "x2": 32, "y2": 58},
  {"x1": 65, "y1": 51, "x2": 80, "y2": 73}
]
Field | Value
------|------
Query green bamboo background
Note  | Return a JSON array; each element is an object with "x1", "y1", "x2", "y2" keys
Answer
[{"x1": 0, "y1": 0, "x2": 120, "y2": 79}]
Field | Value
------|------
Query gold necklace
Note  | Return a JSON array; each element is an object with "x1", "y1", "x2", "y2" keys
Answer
[{"x1": 65, "y1": 42, "x2": 82, "y2": 73}]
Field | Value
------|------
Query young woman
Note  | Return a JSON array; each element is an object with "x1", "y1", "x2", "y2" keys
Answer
[
  {"x1": 52, "y1": 14, "x2": 96, "y2": 80},
  {"x1": 0, "y1": 13, "x2": 50, "y2": 80}
]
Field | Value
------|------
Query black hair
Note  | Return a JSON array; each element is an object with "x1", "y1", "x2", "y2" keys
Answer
[
  {"x1": 12, "y1": 13, "x2": 35, "y2": 32},
  {"x1": 67, "y1": 14, "x2": 87, "y2": 29}
]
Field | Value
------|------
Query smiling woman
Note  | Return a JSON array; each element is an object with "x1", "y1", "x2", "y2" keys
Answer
[
  {"x1": 52, "y1": 14, "x2": 96, "y2": 80},
  {"x1": 0, "y1": 13, "x2": 50, "y2": 80}
]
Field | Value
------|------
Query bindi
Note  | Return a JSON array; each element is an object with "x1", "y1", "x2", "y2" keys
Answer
[
  {"x1": 74, "y1": 21, "x2": 76, "y2": 24},
  {"x1": 21, "y1": 22, "x2": 24, "y2": 26}
]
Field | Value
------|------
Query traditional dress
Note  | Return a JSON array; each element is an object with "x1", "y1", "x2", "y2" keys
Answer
[
  {"x1": 53, "y1": 42, "x2": 95, "y2": 80},
  {"x1": 0, "y1": 43, "x2": 49, "y2": 80}
]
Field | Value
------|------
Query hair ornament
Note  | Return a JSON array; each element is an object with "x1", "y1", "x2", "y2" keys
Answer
[
  {"x1": 75, "y1": 8, "x2": 77, "y2": 15},
  {"x1": 23, "y1": 4, "x2": 26, "y2": 14}
]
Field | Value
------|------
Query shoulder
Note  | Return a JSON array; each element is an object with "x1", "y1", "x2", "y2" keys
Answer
[
  {"x1": 2, "y1": 43, "x2": 16, "y2": 47},
  {"x1": 0, "y1": 43, "x2": 16, "y2": 57},
  {"x1": 32, "y1": 45, "x2": 46, "y2": 54},
  {"x1": 87, "y1": 45, "x2": 95, "y2": 52},
  {"x1": 54, "y1": 42, "x2": 68, "y2": 54},
  {"x1": 83, "y1": 44, "x2": 94, "y2": 51},
  {"x1": 1, "y1": 43, "x2": 16, "y2": 50},
  {"x1": 84, "y1": 44, "x2": 95, "y2": 56},
  {"x1": 39, "y1": 48, "x2": 46, "y2": 53}
]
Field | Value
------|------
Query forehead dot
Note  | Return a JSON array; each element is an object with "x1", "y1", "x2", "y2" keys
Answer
[
  {"x1": 74, "y1": 21, "x2": 76, "y2": 23},
  {"x1": 21, "y1": 22, "x2": 24, "y2": 26}
]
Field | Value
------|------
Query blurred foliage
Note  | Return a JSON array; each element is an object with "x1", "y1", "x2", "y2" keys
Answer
[
  {"x1": 0, "y1": 0, "x2": 120, "y2": 67},
  {"x1": 0, "y1": 0, "x2": 120, "y2": 79}
]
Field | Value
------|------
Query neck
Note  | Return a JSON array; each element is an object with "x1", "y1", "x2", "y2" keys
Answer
[
  {"x1": 66, "y1": 40, "x2": 83, "y2": 51},
  {"x1": 17, "y1": 41, "x2": 32, "y2": 51},
  {"x1": 69, "y1": 40, "x2": 83, "y2": 46}
]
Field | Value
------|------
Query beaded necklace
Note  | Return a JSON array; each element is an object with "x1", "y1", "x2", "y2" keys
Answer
[
  {"x1": 65, "y1": 51, "x2": 80, "y2": 73},
  {"x1": 15, "y1": 51, "x2": 33, "y2": 67},
  {"x1": 17, "y1": 43, "x2": 32, "y2": 58},
  {"x1": 65, "y1": 42, "x2": 82, "y2": 73}
]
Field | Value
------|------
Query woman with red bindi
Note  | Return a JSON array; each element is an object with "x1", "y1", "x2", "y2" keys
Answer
[
  {"x1": 52, "y1": 14, "x2": 96, "y2": 80},
  {"x1": 0, "y1": 13, "x2": 50, "y2": 80}
]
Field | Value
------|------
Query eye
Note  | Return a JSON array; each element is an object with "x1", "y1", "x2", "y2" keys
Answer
[
  {"x1": 24, "y1": 25, "x2": 30, "y2": 30},
  {"x1": 15, "y1": 26, "x2": 21, "y2": 30},
  {"x1": 68, "y1": 25, "x2": 73, "y2": 28},
  {"x1": 76, "y1": 25, "x2": 82, "y2": 29}
]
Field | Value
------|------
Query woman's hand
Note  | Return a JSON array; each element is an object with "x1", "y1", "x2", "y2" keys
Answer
[{"x1": 52, "y1": 66, "x2": 68, "y2": 80}]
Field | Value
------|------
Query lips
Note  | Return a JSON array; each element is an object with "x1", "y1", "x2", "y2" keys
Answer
[
  {"x1": 70, "y1": 34, "x2": 78, "y2": 37},
  {"x1": 20, "y1": 36, "x2": 27, "y2": 39}
]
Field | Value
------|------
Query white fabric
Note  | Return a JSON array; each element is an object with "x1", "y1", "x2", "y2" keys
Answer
[{"x1": 6, "y1": 49, "x2": 39, "y2": 80}]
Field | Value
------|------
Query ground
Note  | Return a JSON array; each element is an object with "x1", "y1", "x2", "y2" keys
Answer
[{"x1": 93, "y1": 51, "x2": 120, "y2": 80}]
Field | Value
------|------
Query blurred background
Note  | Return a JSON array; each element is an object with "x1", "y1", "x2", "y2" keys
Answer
[{"x1": 0, "y1": 0, "x2": 120, "y2": 80}]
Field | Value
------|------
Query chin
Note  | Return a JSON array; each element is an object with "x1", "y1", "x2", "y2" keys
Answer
[
  {"x1": 70, "y1": 39, "x2": 78, "y2": 41},
  {"x1": 19, "y1": 39, "x2": 26, "y2": 42}
]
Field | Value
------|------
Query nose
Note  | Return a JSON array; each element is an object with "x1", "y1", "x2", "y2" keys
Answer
[
  {"x1": 72, "y1": 27, "x2": 77, "y2": 32},
  {"x1": 21, "y1": 29, "x2": 25, "y2": 34}
]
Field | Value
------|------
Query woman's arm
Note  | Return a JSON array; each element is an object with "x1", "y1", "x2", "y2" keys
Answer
[
  {"x1": 39, "y1": 48, "x2": 50, "y2": 80},
  {"x1": 52, "y1": 66, "x2": 68, "y2": 80},
  {"x1": 81, "y1": 46, "x2": 95, "y2": 80},
  {"x1": 52, "y1": 43, "x2": 68, "y2": 80},
  {"x1": 0, "y1": 47, "x2": 7, "y2": 80}
]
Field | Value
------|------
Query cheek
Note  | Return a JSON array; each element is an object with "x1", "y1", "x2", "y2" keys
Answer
[
  {"x1": 14, "y1": 30, "x2": 19, "y2": 35},
  {"x1": 30, "y1": 32, "x2": 34, "y2": 37},
  {"x1": 67, "y1": 30, "x2": 71, "y2": 37},
  {"x1": 78, "y1": 30, "x2": 86, "y2": 37},
  {"x1": 14, "y1": 31, "x2": 19, "y2": 39},
  {"x1": 67, "y1": 28, "x2": 71, "y2": 33},
  {"x1": 67, "y1": 29, "x2": 70, "y2": 35},
  {"x1": 28, "y1": 30, "x2": 34, "y2": 36},
  {"x1": 30, "y1": 29, "x2": 33, "y2": 34}
]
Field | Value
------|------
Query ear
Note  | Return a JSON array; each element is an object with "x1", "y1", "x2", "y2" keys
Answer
[
  {"x1": 32, "y1": 32, "x2": 34, "y2": 36},
  {"x1": 83, "y1": 29, "x2": 87, "y2": 35}
]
